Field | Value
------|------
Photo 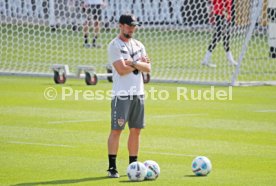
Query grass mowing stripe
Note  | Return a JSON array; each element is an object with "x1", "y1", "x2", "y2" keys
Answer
[
  {"x1": 143, "y1": 151, "x2": 196, "y2": 157},
  {"x1": 48, "y1": 119, "x2": 105, "y2": 124},
  {"x1": 7, "y1": 141, "x2": 75, "y2": 148},
  {"x1": 149, "y1": 114, "x2": 208, "y2": 118},
  {"x1": 255, "y1": 110, "x2": 276, "y2": 113}
]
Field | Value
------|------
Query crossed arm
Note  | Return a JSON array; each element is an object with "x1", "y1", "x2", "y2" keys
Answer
[{"x1": 113, "y1": 56, "x2": 151, "y2": 76}]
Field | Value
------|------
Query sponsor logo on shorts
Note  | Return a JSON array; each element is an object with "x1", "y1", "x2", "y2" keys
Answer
[{"x1": 117, "y1": 118, "x2": 125, "y2": 127}]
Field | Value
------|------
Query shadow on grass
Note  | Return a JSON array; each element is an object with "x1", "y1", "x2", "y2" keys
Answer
[
  {"x1": 119, "y1": 179, "x2": 157, "y2": 183},
  {"x1": 184, "y1": 174, "x2": 207, "y2": 177},
  {"x1": 11, "y1": 175, "x2": 127, "y2": 186}
]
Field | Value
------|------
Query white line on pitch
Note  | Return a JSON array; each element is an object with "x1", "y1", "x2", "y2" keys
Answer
[
  {"x1": 48, "y1": 119, "x2": 103, "y2": 124},
  {"x1": 143, "y1": 151, "x2": 196, "y2": 157},
  {"x1": 150, "y1": 114, "x2": 207, "y2": 118},
  {"x1": 7, "y1": 141, "x2": 74, "y2": 148},
  {"x1": 255, "y1": 110, "x2": 276, "y2": 113}
]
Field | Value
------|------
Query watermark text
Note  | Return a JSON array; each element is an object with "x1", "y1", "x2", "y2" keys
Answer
[{"x1": 44, "y1": 86, "x2": 233, "y2": 101}]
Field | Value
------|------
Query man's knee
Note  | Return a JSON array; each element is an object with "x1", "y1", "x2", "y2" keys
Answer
[
  {"x1": 129, "y1": 128, "x2": 141, "y2": 136},
  {"x1": 111, "y1": 129, "x2": 122, "y2": 136}
]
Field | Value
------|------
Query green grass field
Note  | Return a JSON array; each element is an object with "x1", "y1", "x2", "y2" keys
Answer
[{"x1": 0, "y1": 76, "x2": 276, "y2": 186}]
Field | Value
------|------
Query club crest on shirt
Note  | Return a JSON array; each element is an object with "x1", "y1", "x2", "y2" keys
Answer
[{"x1": 117, "y1": 118, "x2": 125, "y2": 127}]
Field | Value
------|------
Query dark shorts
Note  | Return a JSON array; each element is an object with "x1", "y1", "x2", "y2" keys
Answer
[
  {"x1": 111, "y1": 95, "x2": 145, "y2": 130},
  {"x1": 83, "y1": 5, "x2": 102, "y2": 21}
]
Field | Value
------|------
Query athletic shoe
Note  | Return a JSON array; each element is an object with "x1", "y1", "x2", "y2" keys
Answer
[
  {"x1": 107, "y1": 168, "x2": 120, "y2": 178},
  {"x1": 202, "y1": 62, "x2": 217, "y2": 68},
  {"x1": 228, "y1": 59, "x2": 238, "y2": 66},
  {"x1": 229, "y1": 60, "x2": 237, "y2": 66},
  {"x1": 226, "y1": 51, "x2": 238, "y2": 66},
  {"x1": 92, "y1": 43, "x2": 102, "y2": 48},
  {"x1": 201, "y1": 51, "x2": 216, "y2": 67},
  {"x1": 83, "y1": 43, "x2": 91, "y2": 48}
]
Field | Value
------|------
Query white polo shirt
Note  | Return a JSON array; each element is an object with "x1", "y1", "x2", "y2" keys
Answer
[{"x1": 108, "y1": 37, "x2": 147, "y2": 96}]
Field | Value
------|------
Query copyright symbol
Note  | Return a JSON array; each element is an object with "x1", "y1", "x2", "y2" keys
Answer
[{"x1": 44, "y1": 87, "x2": 57, "y2": 100}]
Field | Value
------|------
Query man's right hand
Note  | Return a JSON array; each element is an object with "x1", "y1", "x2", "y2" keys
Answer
[
  {"x1": 124, "y1": 59, "x2": 133, "y2": 66},
  {"x1": 124, "y1": 59, "x2": 139, "y2": 75}
]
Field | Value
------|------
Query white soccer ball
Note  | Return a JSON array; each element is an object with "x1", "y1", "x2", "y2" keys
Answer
[
  {"x1": 127, "y1": 161, "x2": 147, "y2": 181},
  {"x1": 144, "y1": 160, "x2": 160, "y2": 180},
  {"x1": 192, "y1": 156, "x2": 212, "y2": 176}
]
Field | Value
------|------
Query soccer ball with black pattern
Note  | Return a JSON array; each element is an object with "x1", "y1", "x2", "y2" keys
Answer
[
  {"x1": 144, "y1": 160, "x2": 160, "y2": 180},
  {"x1": 192, "y1": 156, "x2": 212, "y2": 176},
  {"x1": 127, "y1": 161, "x2": 147, "y2": 181}
]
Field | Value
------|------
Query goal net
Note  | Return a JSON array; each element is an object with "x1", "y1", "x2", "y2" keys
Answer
[{"x1": 0, "y1": 0, "x2": 275, "y2": 85}]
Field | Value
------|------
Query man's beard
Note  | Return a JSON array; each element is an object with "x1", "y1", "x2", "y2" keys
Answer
[{"x1": 123, "y1": 33, "x2": 132, "y2": 38}]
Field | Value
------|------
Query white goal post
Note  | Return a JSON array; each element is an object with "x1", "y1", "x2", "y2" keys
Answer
[{"x1": 0, "y1": 0, "x2": 275, "y2": 86}]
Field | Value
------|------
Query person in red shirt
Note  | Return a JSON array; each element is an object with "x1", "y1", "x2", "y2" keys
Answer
[{"x1": 201, "y1": 0, "x2": 237, "y2": 67}]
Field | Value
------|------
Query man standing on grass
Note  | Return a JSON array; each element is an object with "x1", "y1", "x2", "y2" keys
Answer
[
  {"x1": 106, "y1": 13, "x2": 151, "y2": 178},
  {"x1": 201, "y1": 0, "x2": 237, "y2": 67},
  {"x1": 82, "y1": 0, "x2": 106, "y2": 48}
]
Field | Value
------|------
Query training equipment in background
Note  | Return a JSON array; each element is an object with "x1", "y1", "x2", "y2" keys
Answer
[
  {"x1": 51, "y1": 64, "x2": 98, "y2": 85},
  {"x1": 76, "y1": 65, "x2": 98, "y2": 85},
  {"x1": 127, "y1": 161, "x2": 147, "y2": 182},
  {"x1": 51, "y1": 64, "x2": 69, "y2": 84},
  {"x1": 0, "y1": 0, "x2": 275, "y2": 86},
  {"x1": 143, "y1": 160, "x2": 160, "y2": 180},
  {"x1": 106, "y1": 64, "x2": 113, "y2": 83},
  {"x1": 192, "y1": 156, "x2": 212, "y2": 176}
]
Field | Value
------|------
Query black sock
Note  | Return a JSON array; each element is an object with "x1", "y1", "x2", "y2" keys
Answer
[
  {"x1": 108, "y1": 154, "x2": 117, "y2": 170},
  {"x1": 92, "y1": 36, "x2": 98, "y2": 45},
  {"x1": 84, "y1": 35, "x2": 88, "y2": 44},
  {"x1": 129, "y1": 156, "x2": 137, "y2": 164}
]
